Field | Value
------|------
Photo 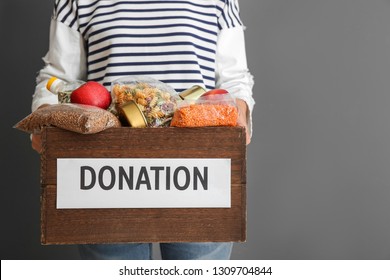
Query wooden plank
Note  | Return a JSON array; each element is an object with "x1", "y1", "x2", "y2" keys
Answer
[
  {"x1": 40, "y1": 127, "x2": 247, "y2": 244},
  {"x1": 41, "y1": 127, "x2": 246, "y2": 185},
  {"x1": 41, "y1": 184, "x2": 246, "y2": 244}
]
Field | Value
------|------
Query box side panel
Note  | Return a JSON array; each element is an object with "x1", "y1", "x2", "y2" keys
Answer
[{"x1": 40, "y1": 127, "x2": 247, "y2": 244}]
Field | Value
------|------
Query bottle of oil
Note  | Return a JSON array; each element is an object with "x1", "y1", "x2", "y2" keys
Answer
[{"x1": 46, "y1": 76, "x2": 84, "y2": 103}]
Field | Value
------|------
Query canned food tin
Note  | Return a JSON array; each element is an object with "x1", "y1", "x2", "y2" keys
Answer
[
  {"x1": 179, "y1": 85, "x2": 206, "y2": 100},
  {"x1": 119, "y1": 100, "x2": 147, "y2": 128}
]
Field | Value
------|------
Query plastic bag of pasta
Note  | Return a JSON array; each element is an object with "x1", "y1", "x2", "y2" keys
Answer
[
  {"x1": 170, "y1": 91, "x2": 238, "y2": 128},
  {"x1": 111, "y1": 76, "x2": 179, "y2": 127}
]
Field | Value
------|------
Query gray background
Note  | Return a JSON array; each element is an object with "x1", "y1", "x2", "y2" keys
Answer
[{"x1": 1, "y1": 0, "x2": 390, "y2": 260}]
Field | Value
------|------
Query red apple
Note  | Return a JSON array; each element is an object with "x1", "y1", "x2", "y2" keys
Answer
[
  {"x1": 201, "y1": 88, "x2": 229, "y2": 100},
  {"x1": 202, "y1": 88, "x2": 228, "y2": 96},
  {"x1": 71, "y1": 81, "x2": 111, "y2": 109}
]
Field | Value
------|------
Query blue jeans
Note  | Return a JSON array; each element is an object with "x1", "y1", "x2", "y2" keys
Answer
[{"x1": 78, "y1": 242, "x2": 233, "y2": 260}]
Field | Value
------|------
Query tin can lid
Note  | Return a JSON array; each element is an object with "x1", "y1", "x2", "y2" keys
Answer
[
  {"x1": 179, "y1": 85, "x2": 206, "y2": 100},
  {"x1": 119, "y1": 100, "x2": 147, "y2": 128}
]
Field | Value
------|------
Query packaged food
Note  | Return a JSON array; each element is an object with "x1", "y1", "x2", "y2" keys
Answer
[
  {"x1": 111, "y1": 76, "x2": 179, "y2": 127},
  {"x1": 14, "y1": 103, "x2": 121, "y2": 134},
  {"x1": 170, "y1": 92, "x2": 238, "y2": 128}
]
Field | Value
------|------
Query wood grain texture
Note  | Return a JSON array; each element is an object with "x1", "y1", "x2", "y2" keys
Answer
[{"x1": 40, "y1": 127, "x2": 246, "y2": 244}]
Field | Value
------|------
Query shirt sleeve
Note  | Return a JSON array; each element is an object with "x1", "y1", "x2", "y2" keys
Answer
[
  {"x1": 217, "y1": 0, "x2": 243, "y2": 30},
  {"x1": 215, "y1": 1, "x2": 255, "y2": 136},
  {"x1": 32, "y1": 0, "x2": 86, "y2": 112}
]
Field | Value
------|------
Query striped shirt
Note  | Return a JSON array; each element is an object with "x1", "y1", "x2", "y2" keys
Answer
[
  {"x1": 33, "y1": 0, "x2": 254, "y2": 134},
  {"x1": 53, "y1": 0, "x2": 243, "y2": 92}
]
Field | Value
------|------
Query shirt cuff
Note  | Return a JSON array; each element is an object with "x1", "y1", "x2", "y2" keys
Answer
[{"x1": 215, "y1": 26, "x2": 255, "y2": 136}]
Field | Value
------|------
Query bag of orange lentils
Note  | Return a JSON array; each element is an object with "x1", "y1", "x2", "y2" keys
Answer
[{"x1": 170, "y1": 91, "x2": 238, "y2": 128}]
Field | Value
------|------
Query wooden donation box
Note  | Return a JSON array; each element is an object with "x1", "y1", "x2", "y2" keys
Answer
[{"x1": 40, "y1": 127, "x2": 246, "y2": 244}]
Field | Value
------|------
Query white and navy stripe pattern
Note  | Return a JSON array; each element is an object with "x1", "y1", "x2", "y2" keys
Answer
[{"x1": 53, "y1": 0, "x2": 242, "y2": 92}]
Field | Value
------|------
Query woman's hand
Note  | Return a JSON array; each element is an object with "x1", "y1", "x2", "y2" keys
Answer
[
  {"x1": 236, "y1": 99, "x2": 251, "y2": 145},
  {"x1": 31, "y1": 104, "x2": 50, "y2": 153},
  {"x1": 31, "y1": 134, "x2": 43, "y2": 153}
]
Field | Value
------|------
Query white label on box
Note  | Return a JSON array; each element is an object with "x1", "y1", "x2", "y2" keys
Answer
[{"x1": 57, "y1": 158, "x2": 231, "y2": 209}]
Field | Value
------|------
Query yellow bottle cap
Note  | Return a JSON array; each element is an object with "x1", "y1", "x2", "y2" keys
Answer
[{"x1": 46, "y1": 77, "x2": 58, "y2": 91}]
